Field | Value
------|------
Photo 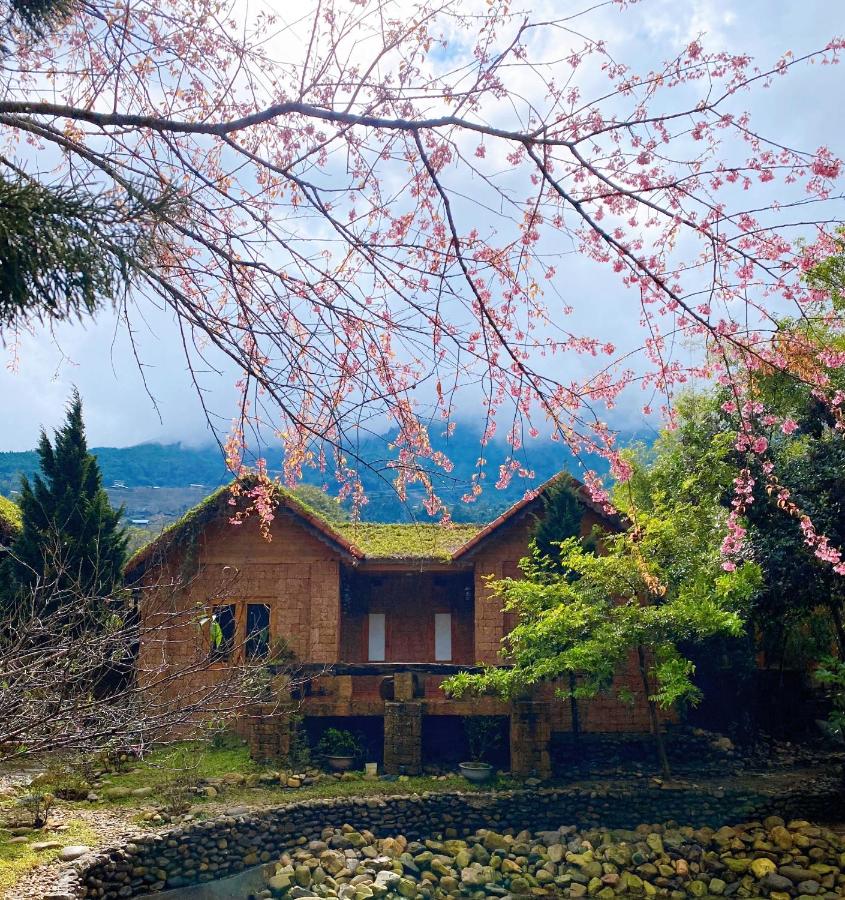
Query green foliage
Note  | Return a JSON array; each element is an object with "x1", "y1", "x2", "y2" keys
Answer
[
  {"x1": 2, "y1": 390, "x2": 128, "y2": 613},
  {"x1": 462, "y1": 716, "x2": 502, "y2": 763},
  {"x1": 5, "y1": 0, "x2": 77, "y2": 38},
  {"x1": 0, "y1": 175, "x2": 162, "y2": 329},
  {"x1": 0, "y1": 494, "x2": 21, "y2": 544},
  {"x1": 804, "y1": 228, "x2": 845, "y2": 312},
  {"x1": 532, "y1": 475, "x2": 585, "y2": 565},
  {"x1": 7, "y1": 791, "x2": 54, "y2": 829},
  {"x1": 285, "y1": 714, "x2": 311, "y2": 769},
  {"x1": 315, "y1": 728, "x2": 362, "y2": 758},
  {"x1": 291, "y1": 484, "x2": 350, "y2": 523},
  {"x1": 445, "y1": 410, "x2": 759, "y2": 716},
  {"x1": 41, "y1": 755, "x2": 93, "y2": 800},
  {"x1": 158, "y1": 746, "x2": 201, "y2": 816},
  {"x1": 814, "y1": 657, "x2": 845, "y2": 740}
]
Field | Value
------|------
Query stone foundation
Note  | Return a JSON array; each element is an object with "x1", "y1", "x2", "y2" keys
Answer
[{"x1": 246, "y1": 703, "x2": 292, "y2": 763}]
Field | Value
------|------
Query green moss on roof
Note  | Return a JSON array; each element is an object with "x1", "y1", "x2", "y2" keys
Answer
[
  {"x1": 124, "y1": 480, "x2": 351, "y2": 572},
  {"x1": 0, "y1": 494, "x2": 22, "y2": 542},
  {"x1": 337, "y1": 522, "x2": 482, "y2": 560}
]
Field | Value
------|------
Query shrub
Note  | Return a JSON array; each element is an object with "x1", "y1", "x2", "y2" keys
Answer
[
  {"x1": 315, "y1": 728, "x2": 362, "y2": 758},
  {"x1": 158, "y1": 747, "x2": 201, "y2": 816},
  {"x1": 42, "y1": 755, "x2": 94, "y2": 800},
  {"x1": 463, "y1": 716, "x2": 502, "y2": 764},
  {"x1": 285, "y1": 714, "x2": 311, "y2": 769},
  {"x1": 6, "y1": 791, "x2": 55, "y2": 828}
]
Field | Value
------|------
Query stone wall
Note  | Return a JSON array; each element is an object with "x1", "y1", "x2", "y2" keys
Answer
[
  {"x1": 383, "y1": 701, "x2": 423, "y2": 775},
  {"x1": 57, "y1": 778, "x2": 843, "y2": 899}
]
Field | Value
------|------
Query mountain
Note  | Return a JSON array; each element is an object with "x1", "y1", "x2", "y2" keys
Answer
[{"x1": 0, "y1": 428, "x2": 649, "y2": 528}]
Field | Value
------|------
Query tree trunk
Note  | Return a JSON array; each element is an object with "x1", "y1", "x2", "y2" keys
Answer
[
  {"x1": 637, "y1": 644, "x2": 671, "y2": 779},
  {"x1": 828, "y1": 600, "x2": 845, "y2": 658}
]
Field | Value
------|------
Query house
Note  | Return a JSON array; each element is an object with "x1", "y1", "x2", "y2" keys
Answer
[{"x1": 126, "y1": 475, "x2": 657, "y2": 776}]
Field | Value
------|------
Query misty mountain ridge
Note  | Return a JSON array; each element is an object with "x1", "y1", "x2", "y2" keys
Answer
[{"x1": 0, "y1": 429, "x2": 649, "y2": 525}]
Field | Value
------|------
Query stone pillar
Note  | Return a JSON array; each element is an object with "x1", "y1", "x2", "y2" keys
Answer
[
  {"x1": 383, "y1": 701, "x2": 423, "y2": 775},
  {"x1": 247, "y1": 703, "x2": 293, "y2": 763},
  {"x1": 393, "y1": 672, "x2": 415, "y2": 701},
  {"x1": 335, "y1": 675, "x2": 353, "y2": 702},
  {"x1": 510, "y1": 701, "x2": 552, "y2": 778}
]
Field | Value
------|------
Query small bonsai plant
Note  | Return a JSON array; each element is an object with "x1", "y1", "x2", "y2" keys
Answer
[
  {"x1": 459, "y1": 715, "x2": 502, "y2": 782},
  {"x1": 316, "y1": 727, "x2": 363, "y2": 770}
]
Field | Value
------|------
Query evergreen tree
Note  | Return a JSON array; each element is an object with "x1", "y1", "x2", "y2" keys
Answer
[
  {"x1": 532, "y1": 475, "x2": 586, "y2": 566},
  {"x1": 4, "y1": 390, "x2": 127, "y2": 612},
  {"x1": 530, "y1": 474, "x2": 589, "y2": 737}
]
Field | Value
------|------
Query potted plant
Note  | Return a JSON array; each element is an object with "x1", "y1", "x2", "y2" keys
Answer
[
  {"x1": 459, "y1": 715, "x2": 501, "y2": 783},
  {"x1": 316, "y1": 728, "x2": 363, "y2": 771}
]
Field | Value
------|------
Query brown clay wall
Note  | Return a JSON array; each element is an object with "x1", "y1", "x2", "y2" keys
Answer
[
  {"x1": 339, "y1": 572, "x2": 474, "y2": 664},
  {"x1": 136, "y1": 511, "x2": 343, "y2": 719}
]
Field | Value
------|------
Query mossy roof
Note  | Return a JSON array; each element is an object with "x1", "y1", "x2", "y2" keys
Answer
[
  {"x1": 124, "y1": 480, "x2": 363, "y2": 573},
  {"x1": 336, "y1": 523, "x2": 482, "y2": 560},
  {"x1": 124, "y1": 471, "x2": 617, "y2": 573},
  {"x1": 0, "y1": 494, "x2": 21, "y2": 543}
]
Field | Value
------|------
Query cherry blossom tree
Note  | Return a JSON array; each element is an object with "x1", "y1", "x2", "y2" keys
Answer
[{"x1": 1, "y1": 0, "x2": 844, "y2": 564}]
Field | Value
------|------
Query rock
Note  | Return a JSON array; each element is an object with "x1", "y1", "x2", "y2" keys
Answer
[
  {"x1": 397, "y1": 878, "x2": 417, "y2": 897},
  {"x1": 288, "y1": 777, "x2": 302, "y2": 788},
  {"x1": 31, "y1": 841, "x2": 62, "y2": 851},
  {"x1": 547, "y1": 843, "x2": 565, "y2": 863},
  {"x1": 779, "y1": 866, "x2": 818, "y2": 883},
  {"x1": 762, "y1": 872, "x2": 795, "y2": 893},
  {"x1": 750, "y1": 857, "x2": 777, "y2": 879},
  {"x1": 797, "y1": 880, "x2": 821, "y2": 894},
  {"x1": 131, "y1": 787, "x2": 153, "y2": 797},
  {"x1": 58, "y1": 845, "x2": 89, "y2": 861},
  {"x1": 103, "y1": 787, "x2": 131, "y2": 800},
  {"x1": 483, "y1": 831, "x2": 511, "y2": 852},
  {"x1": 646, "y1": 834, "x2": 665, "y2": 856},
  {"x1": 373, "y1": 871, "x2": 401, "y2": 890},
  {"x1": 509, "y1": 876, "x2": 530, "y2": 894},
  {"x1": 268, "y1": 873, "x2": 292, "y2": 892},
  {"x1": 770, "y1": 826, "x2": 794, "y2": 850}
]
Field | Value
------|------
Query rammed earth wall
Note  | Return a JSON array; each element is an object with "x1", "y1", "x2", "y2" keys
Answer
[{"x1": 54, "y1": 778, "x2": 843, "y2": 899}]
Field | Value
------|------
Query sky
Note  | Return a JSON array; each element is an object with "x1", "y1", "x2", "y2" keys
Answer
[{"x1": 0, "y1": 0, "x2": 842, "y2": 453}]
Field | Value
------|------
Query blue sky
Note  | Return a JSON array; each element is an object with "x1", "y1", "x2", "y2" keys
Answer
[{"x1": 0, "y1": 0, "x2": 842, "y2": 452}]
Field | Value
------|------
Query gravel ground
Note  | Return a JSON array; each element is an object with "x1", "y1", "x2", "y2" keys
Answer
[{"x1": 2, "y1": 807, "x2": 139, "y2": 900}]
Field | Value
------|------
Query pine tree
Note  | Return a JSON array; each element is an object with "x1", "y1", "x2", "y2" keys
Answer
[
  {"x1": 532, "y1": 475, "x2": 584, "y2": 566},
  {"x1": 531, "y1": 474, "x2": 590, "y2": 739},
  {"x1": 4, "y1": 390, "x2": 127, "y2": 613}
]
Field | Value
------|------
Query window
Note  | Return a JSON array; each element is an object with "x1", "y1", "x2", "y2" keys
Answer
[
  {"x1": 209, "y1": 604, "x2": 236, "y2": 659},
  {"x1": 368, "y1": 613, "x2": 385, "y2": 661},
  {"x1": 246, "y1": 603, "x2": 270, "y2": 659},
  {"x1": 434, "y1": 613, "x2": 452, "y2": 661}
]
